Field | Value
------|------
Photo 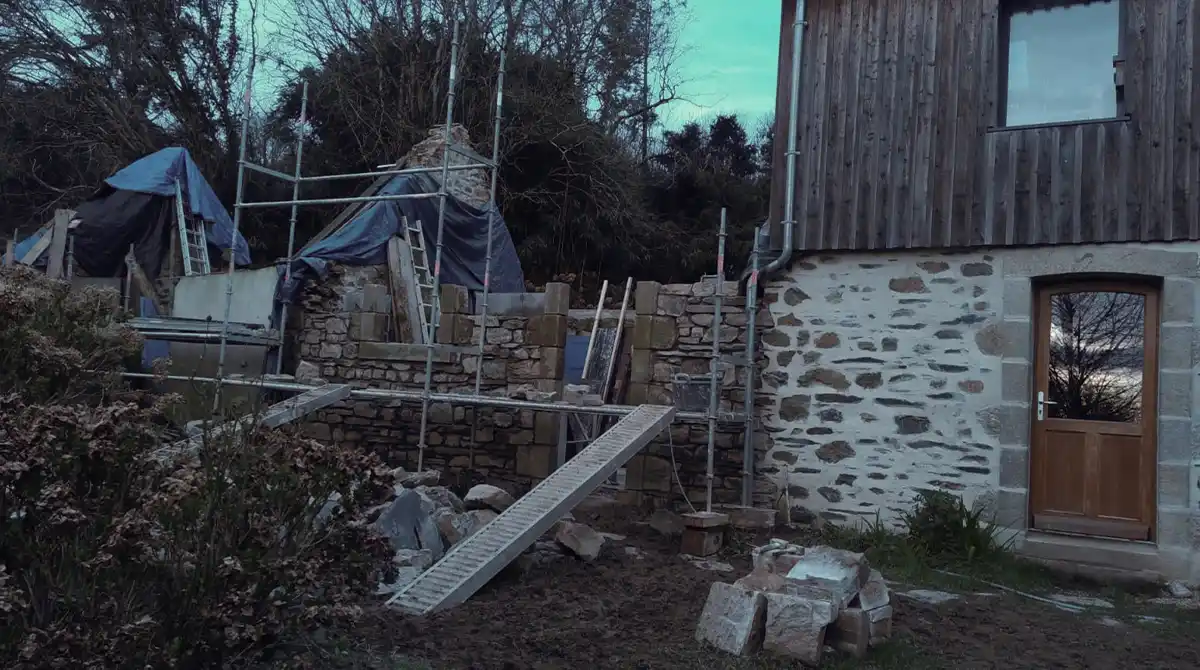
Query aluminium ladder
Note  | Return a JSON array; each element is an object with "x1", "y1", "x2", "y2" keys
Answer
[
  {"x1": 400, "y1": 217, "x2": 437, "y2": 341},
  {"x1": 176, "y1": 180, "x2": 211, "y2": 276},
  {"x1": 386, "y1": 404, "x2": 676, "y2": 615}
]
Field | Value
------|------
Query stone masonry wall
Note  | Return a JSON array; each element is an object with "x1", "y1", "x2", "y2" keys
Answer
[
  {"x1": 298, "y1": 271, "x2": 571, "y2": 491},
  {"x1": 758, "y1": 252, "x2": 1006, "y2": 526},
  {"x1": 622, "y1": 280, "x2": 765, "y2": 510}
]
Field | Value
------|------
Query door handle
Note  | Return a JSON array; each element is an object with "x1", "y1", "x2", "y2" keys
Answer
[{"x1": 1037, "y1": 391, "x2": 1057, "y2": 420}]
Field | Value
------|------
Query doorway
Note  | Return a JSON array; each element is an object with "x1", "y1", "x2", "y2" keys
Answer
[{"x1": 1029, "y1": 280, "x2": 1159, "y2": 541}]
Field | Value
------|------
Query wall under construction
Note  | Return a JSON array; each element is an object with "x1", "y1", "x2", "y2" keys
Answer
[{"x1": 295, "y1": 268, "x2": 764, "y2": 506}]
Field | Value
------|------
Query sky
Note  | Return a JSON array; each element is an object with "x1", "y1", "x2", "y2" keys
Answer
[
  {"x1": 663, "y1": 0, "x2": 781, "y2": 129},
  {"x1": 248, "y1": 0, "x2": 782, "y2": 131}
]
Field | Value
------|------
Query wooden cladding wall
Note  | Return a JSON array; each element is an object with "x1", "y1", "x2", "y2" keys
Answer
[{"x1": 777, "y1": 0, "x2": 1200, "y2": 252}]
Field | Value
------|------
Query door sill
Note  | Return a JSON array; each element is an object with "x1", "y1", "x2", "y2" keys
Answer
[
  {"x1": 1032, "y1": 527, "x2": 1155, "y2": 547},
  {"x1": 1018, "y1": 530, "x2": 1163, "y2": 579}
]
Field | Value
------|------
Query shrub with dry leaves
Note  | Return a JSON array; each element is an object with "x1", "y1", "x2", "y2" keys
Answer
[{"x1": 0, "y1": 267, "x2": 395, "y2": 668}]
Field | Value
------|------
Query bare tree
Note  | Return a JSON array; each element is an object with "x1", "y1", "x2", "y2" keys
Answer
[
  {"x1": 1048, "y1": 291, "x2": 1146, "y2": 423},
  {"x1": 0, "y1": 0, "x2": 251, "y2": 230}
]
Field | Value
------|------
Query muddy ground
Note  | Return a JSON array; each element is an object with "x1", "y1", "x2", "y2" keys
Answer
[{"x1": 307, "y1": 502, "x2": 1200, "y2": 669}]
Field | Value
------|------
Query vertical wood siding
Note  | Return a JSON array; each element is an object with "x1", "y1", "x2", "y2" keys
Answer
[{"x1": 774, "y1": 0, "x2": 1200, "y2": 251}]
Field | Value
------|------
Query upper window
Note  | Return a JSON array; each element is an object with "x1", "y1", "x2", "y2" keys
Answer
[{"x1": 1001, "y1": 0, "x2": 1121, "y2": 127}]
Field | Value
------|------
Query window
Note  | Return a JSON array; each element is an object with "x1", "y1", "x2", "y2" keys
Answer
[{"x1": 1001, "y1": 0, "x2": 1121, "y2": 127}]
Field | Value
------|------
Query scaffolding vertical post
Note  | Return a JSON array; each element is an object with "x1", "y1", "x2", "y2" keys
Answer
[
  {"x1": 215, "y1": 61, "x2": 256, "y2": 406},
  {"x1": 741, "y1": 225, "x2": 761, "y2": 507},
  {"x1": 417, "y1": 18, "x2": 462, "y2": 472},
  {"x1": 468, "y1": 43, "x2": 509, "y2": 476},
  {"x1": 275, "y1": 81, "x2": 310, "y2": 374},
  {"x1": 705, "y1": 209, "x2": 726, "y2": 514}
]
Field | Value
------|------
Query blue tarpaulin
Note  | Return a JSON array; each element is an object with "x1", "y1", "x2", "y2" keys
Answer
[
  {"x1": 276, "y1": 172, "x2": 525, "y2": 308},
  {"x1": 106, "y1": 147, "x2": 250, "y2": 265},
  {"x1": 13, "y1": 147, "x2": 249, "y2": 267}
]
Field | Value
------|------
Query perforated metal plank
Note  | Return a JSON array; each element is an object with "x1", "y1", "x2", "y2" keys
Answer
[
  {"x1": 259, "y1": 384, "x2": 352, "y2": 428},
  {"x1": 386, "y1": 404, "x2": 676, "y2": 615},
  {"x1": 154, "y1": 384, "x2": 351, "y2": 461}
]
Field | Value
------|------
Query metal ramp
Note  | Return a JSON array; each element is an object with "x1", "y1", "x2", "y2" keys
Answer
[
  {"x1": 399, "y1": 217, "x2": 436, "y2": 341},
  {"x1": 386, "y1": 404, "x2": 676, "y2": 615},
  {"x1": 152, "y1": 384, "x2": 351, "y2": 462}
]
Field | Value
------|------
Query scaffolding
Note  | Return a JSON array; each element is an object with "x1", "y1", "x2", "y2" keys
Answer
[{"x1": 152, "y1": 13, "x2": 759, "y2": 512}]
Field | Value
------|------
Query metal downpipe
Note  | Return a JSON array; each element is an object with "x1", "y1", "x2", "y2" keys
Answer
[{"x1": 742, "y1": 0, "x2": 806, "y2": 507}]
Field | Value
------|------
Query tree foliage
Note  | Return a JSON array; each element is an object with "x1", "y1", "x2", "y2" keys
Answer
[{"x1": 0, "y1": 0, "x2": 773, "y2": 284}]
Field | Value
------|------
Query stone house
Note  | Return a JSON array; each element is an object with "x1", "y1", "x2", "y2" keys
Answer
[{"x1": 755, "y1": 0, "x2": 1200, "y2": 582}]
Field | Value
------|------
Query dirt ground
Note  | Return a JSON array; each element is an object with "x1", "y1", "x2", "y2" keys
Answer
[{"x1": 321, "y1": 503, "x2": 1200, "y2": 670}]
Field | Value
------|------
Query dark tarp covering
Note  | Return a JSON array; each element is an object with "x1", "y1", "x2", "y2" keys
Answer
[
  {"x1": 276, "y1": 172, "x2": 525, "y2": 310},
  {"x1": 13, "y1": 147, "x2": 250, "y2": 275}
]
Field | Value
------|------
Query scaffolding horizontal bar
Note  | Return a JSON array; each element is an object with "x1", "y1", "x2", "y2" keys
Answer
[
  {"x1": 121, "y1": 372, "x2": 743, "y2": 422},
  {"x1": 243, "y1": 161, "x2": 297, "y2": 183},
  {"x1": 304, "y1": 162, "x2": 489, "y2": 182},
  {"x1": 237, "y1": 192, "x2": 441, "y2": 209}
]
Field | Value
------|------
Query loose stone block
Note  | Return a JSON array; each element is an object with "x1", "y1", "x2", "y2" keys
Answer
[
  {"x1": 829, "y1": 607, "x2": 870, "y2": 658},
  {"x1": 762, "y1": 592, "x2": 836, "y2": 664},
  {"x1": 695, "y1": 582, "x2": 767, "y2": 656},
  {"x1": 852, "y1": 569, "x2": 890, "y2": 610},
  {"x1": 544, "y1": 282, "x2": 571, "y2": 315},
  {"x1": 785, "y1": 546, "x2": 871, "y2": 608},
  {"x1": 867, "y1": 604, "x2": 893, "y2": 645}
]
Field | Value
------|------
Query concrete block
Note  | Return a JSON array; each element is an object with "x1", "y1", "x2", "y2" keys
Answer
[
  {"x1": 350, "y1": 312, "x2": 389, "y2": 341},
  {"x1": 440, "y1": 283, "x2": 470, "y2": 314},
  {"x1": 829, "y1": 607, "x2": 869, "y2": 658},
  {"x1": 544, "y1": 282, "x2": 571, "y2": 315},
  {"x1": 762, "y1": 592, "x2": 835, "y2": 664},
  {"x1": 526, "y1": 314, "x2": 568, "y2": 347},
  {"x1": 363, "y1": 283, "x2": 391, "y2": 313},
  {"x1": 851, "y1": 569, "x2": 889, "y2": 610},
  {"x1": 695, "y1": 582, "x2": 766, "y2": 656},
  {"x1": 681, "y1": 527, "x2": 724, "y2": 556},
  {"x1": 635, "y1": 281, "x2": 662, "y2": 316},
  {"x1": 533, "y1": 411, "x2": 558, "y2": 444},
  {"x1": 867, "y1": 604, "x2": 893, "y2": 645},
  {"x1": 1162, "y1": 277, "x2": 1196, "y2": 324},
  {"x1": 630, "y1": 349, "x2": 653, "y2": 383},
  {"x1": 540, "y1": 346, "x2": 564, "y2": 380},
  {"x1": 785, "y1": 546, "x2": 870, "y2": 608},
  {"x1": 516, "y1": 445, "x2": 553, "y2": 479},
  {"x1": 626, "y1": 383, "x2": 649, "y2": 404}
]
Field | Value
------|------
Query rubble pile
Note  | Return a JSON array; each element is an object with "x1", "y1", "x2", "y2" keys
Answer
[
  {"x1": 365, "y1": 471, "x2": 606, "y2": 594},
  {"x1": 695, "y1": 539, "x2": 893, "y2": 664}
]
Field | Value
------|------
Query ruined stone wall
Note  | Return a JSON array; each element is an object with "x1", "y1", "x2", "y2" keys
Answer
[
  {"x1": 758, "y1": 252, "x2": 1005, "y2": 525},
  {"x1": 298, "y1": 275, "x2": 571, "y2": 491},
  {"x1": 621, "y1": 280, "x2": 766, "y2": 510}
]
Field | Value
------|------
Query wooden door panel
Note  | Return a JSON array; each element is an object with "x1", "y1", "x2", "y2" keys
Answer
[
  {"x1": 1030, "y1": 281, "x2": 1158, "y2": 541},
  {"x1": 1034, "y1": 428, "x2": 1088, "y2": 516},
  {"x1": 1093, "y1": 433, "x2": 1145, "y2": 522}
]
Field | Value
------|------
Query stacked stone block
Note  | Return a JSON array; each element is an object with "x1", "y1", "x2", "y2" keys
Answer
[
  {"x1": 298, "y1": 271, "x2": 571, "y2": 491},
  {"x1": 622, "y1": 280, "x2": 762, "y2": 509}
]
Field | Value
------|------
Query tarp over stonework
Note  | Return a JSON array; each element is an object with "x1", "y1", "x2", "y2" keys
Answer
[
  {"x1": 14, "y1": 147, "x2": 250, "y2": 278},
  {"x1": 275, "y1": 171, "x2": 525, "y2": 307}
]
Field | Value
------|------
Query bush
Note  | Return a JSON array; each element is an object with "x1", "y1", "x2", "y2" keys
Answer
[
  {"x1": 900, "y1": 490, "x2": 1008, "y2": 563},
  {"x1": 0, "y1": 267, "x2": 395, "y2": 668}
]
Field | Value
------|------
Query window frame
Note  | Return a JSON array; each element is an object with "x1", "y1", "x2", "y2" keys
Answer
[{"x1": 996, "y1": 0, "x2": 1127, "y2": 129}]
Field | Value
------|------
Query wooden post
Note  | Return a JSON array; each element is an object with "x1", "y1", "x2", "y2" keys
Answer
[
  {"x1": 45, "y1": 210, "x2": 72, "y2": 279},
  {"x1": 3, "y1": 239, "x2": 13, "y2": 267}
]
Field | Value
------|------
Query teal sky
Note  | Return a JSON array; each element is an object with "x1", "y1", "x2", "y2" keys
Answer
[
  {"x1": 664, "y1": 0, "x2": 781, "y2": 129},
  {"x1": 252, "y1": 1, "x2": 782, "y2": 131}
]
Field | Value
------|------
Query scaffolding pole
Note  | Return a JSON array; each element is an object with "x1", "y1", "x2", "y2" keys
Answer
[
  {"x1": 741, "y1": 225, "x2": 761, "y2": 507},
  {"x1": 705, "y1": 209, "x2": 726, "y2": 513},
  {"x1": 275, "y1": 82, "x2": 310, "y2": 374},
  {"x1": 416, "y1": 18, "x2": 462, "y2": 472},
  {"x1": 121, "y1": 371, "x2": 720, "y2": 421},
  {"x1": 468, "y1": 43, "x2": 510, "y2": 478},
  {"x1": 215, "y1": 60, "x2": 256, "y2": 402}
]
